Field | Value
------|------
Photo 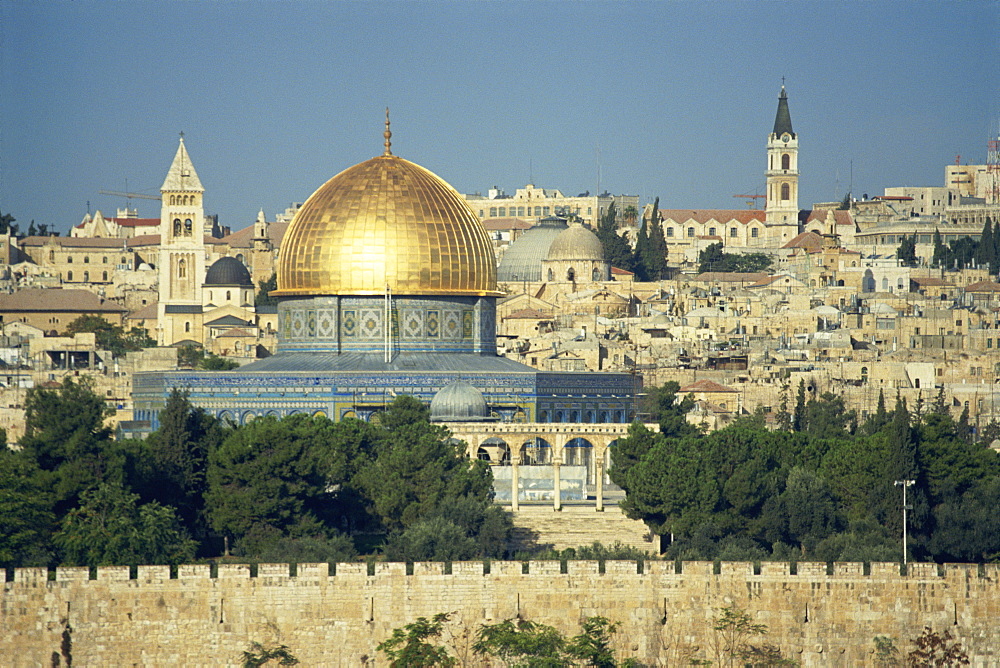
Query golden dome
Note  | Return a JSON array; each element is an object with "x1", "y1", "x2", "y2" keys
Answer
[{"x1": 274, "y1": 154, "x2": 499, "y2": 297}]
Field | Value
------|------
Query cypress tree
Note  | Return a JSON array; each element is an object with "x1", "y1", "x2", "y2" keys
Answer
[
  {"x1": 974, "y1": 218, "x2": 995, "y2": 271},
  {"x1": 931, "y1": 228, "x2": 947, "y2": 268},
  {"x1": 633, "y1": 205, "x2": 652, "y2": 280}
]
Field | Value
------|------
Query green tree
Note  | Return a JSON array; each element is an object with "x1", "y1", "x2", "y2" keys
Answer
[
  {"x1": 64, "y1": 315, "x2": 155, "y2": 357},
  {"x1": 931, "y1": 229, "x2": 947, "y2": 268},
  {"x1": 596, "y1": 202, "x2": 636, "y2": 273},
  {"x1": 896, "y1": 234, "x2": 918, "y2": 267},
  {"x1": 641, "y1": 197, "x2": 668, "y2": 280},
  {"x1": 906, "y1": 627, "x2": 969, "y2": 667},
  {"x1": 177, "y1": 344, "x2": 204, "y2": 368},
  {"x1": 698, "y1": 242, "x2": 773, "y2": 273},
  {"x1": 354, "y1": 397, "x2": 497, "y2": 540},
  {"x1": 205, "y1": 414, "x2": 369, "y2": 549},
  {"x1": 54, "y1": 483, "x2": 196, "y2": 566},
  {"x1": 255, "y1": 273, "x2": 278, "y2": 307},
  {"x1": 199, "y1": 354, "x2": 240, "y2": 370},
  {"x1": 565, "y1": 617, "x2": 621, "y2": 668},
  {"x1": 974, "y1": 218, "x2": 995, "y2": 271},
  {"x1": 241, "y1": 641, "x2": 299, "y2": 667},
  {"x1": 0, "y1": 210, "x2": 18, "y2": 235},
  {"x1": 0, "y1": 451, "x2": 55, "y2": 567},
  {"x1": 872, "y1": 635, "x2": 901, "y2": 668},
  {"x1": 378, "y1": 613, "x2": 457, "y2": 668},
  {"x1": 131, "y1": 389, "x2": 225, "y2": 545},
  {"x1": 21, "y1": 378, "x2": 119, "y2": 513},
  {"x1": 473, "y1": 617, "x2": 568, "y2": 667}
]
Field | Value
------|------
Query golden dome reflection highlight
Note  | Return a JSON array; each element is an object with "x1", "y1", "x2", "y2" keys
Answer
[{"x1": 274, "y1": 153, "x2": 499, "y2": 297}]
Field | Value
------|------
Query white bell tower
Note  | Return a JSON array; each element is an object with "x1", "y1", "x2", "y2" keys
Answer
[{"x1": 765, "y1": 85, "x2": 799, "y2": 241}]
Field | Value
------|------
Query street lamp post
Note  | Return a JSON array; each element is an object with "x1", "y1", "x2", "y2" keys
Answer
[{"x1": 894, "y1": 479, "x2": 915, "y2": 565}]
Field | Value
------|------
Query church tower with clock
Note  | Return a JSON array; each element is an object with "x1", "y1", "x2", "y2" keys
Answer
[{"x1": 765, "y1": 85, "x2": 800, "y2": 243}]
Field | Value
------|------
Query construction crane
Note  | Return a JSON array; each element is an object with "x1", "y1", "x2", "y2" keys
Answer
[
  {"x1": 99, "y1": 190, "x2": 162, "y2": 202},
  {"x1": 733, "y1": 194, "x2": 765, "y2": 209}
]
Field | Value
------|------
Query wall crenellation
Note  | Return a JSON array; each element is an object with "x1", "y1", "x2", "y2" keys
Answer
[{"x1": 2, "y1": 561, "x2": 998, "y2": 667}]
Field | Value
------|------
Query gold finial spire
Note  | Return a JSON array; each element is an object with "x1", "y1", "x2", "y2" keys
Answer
[{"x1": 383, "y1": 107, "x2": 392, "y2": 156}]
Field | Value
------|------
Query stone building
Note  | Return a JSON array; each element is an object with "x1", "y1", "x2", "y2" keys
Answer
[
  {"x1": 133, "y1": 121, "x2": 638, "y2": 434},
  {"x1": 467, "y1": 183, "x2": 638, "y2": 230}
]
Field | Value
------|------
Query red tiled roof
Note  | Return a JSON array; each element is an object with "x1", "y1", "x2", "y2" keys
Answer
[
  {"x1": 0, "y1": 288, "x2": 126, "y2": 314},
  {"x1": 694, "y1": 272, "x2": 769, "y2": 283},
  {"x1": 611, "y1": 266, "x2": 634, "y2": 275},
  {"x1": 126, "y1": 303, "x2": 159, "y2": 319},
  {"x1": 679, "y1": 379, "x2": 738, "y2": 393},
  {"x1": 805, "y1": 209, "x2": 854, "y2": 226},
  {"x1": 965, "y1": 281, "x2": 1000, "y2": 292},
  {"x1": 110, "y1": 218, "x2": 159, "y2": 227},
  {"x1": 782, "y1": 231, "x2": 824, "y2": 250},
  {"x1": 220, "y1": 222, "x2": 289, "y2": 248},
  {"x1": 911, "y1": 277, "x2": 954, "y2": 287},
  {"x1": 658, "y1": 209, "x2": 766, "y2": 225},
  {"x1": 483, "y1": 218, "x2": 532, "y2": 231}
]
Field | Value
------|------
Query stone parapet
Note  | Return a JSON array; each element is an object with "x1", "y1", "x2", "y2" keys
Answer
[{"x1": 2, "y1": 561, "x2": 997, "y2": 666}]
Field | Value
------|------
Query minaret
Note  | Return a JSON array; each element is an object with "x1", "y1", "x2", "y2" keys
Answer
[
  {"x1": 765, "y1": 85, "x2": 799, "y2": 241},
  {"x1": 157, "y1": 135, "x2": 207, "y2": 346}
]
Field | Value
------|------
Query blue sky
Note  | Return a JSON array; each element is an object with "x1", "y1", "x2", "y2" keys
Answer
[{"x1": 2, "y1": 1, "x2": 997, "y2": 235}]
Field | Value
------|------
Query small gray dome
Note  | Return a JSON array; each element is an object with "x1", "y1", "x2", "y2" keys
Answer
[
  {"x1": 430, "y1": 380, "x2": 491, "y2": 422},
  {"x1": 205, "y1": 257, "x2": 253, "y2": 286},
  {"x1": 497, "y1": 217, "x2": 568, "y2": 283},
  {"x1": 547, "y1": 222, "x2": 604, "y2": 261}
]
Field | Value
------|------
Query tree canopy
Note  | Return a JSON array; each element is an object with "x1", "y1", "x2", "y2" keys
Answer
[
  {"x1": 64, "y1": 315, "x2": 155, "y2": 357},
  {"x1": 697, "y1": 242, "x2": 773, "y2": 274},
  {"x1": 611, "y1": 382, "x2": 1000, "y2": 562}
]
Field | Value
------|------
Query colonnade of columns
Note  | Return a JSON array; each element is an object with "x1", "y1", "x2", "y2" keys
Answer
[{"x1": 448, "y1": 423, "x2": 633, "y2": 512}]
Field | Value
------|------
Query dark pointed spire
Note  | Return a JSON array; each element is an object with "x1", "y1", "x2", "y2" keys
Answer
[{"x1": 773, "y1": 85, "x2": 794, "y2": 138}]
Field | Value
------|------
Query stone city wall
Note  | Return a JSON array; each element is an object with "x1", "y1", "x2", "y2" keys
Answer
[{"x1": 2, "y1": 561, "x2": 998, "y2": 667}]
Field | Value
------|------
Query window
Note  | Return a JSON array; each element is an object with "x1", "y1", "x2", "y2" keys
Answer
[
  {"x1": 542, "y1": 207, "x2": 550, "y2": 216},
  {"x1": 102, "y1": 256, "x2": 108, "y2": 264},
  {"x1": 547, "y1": 268, "x2": 554, "y2": 281},
  {"x1": 518, "y1": 206, "x2": 525, "y2": 216},
  {"x1": 184, "y1": 219, "x2": 193, "y2": 235},
  {"x1": 67, "y1": 271, "x2": 73, "y2": 281},
  {"x1": 102, "y1": 271, "x2": 108, "y2": 281},
  {"x1": 83, "y1": 271, "x2": 90, "y2": 282},
  {"x1": 498, "y1": 207, "x2": 506, "y2": 217},
  {"x1": 174, "y1": 219, "x2": 182, "y2": 235},
  {"x1": 666, "y1": 227, "x2": 674, "y2": 237},
  {"x1": 708, "y1": 227, "x2": 716, "y2": 236},
  {"x1": 592, "y1": 267, "x2": 601, "y2": 280},
  {"x1": 567, "y1": 268, "x2": 575, "y2": 281},
  {"x1": 781, "y1": 153, "x2": 790, "y2": 170},
  {"x1": 84, "y1": 256, "x2": 90, "y2": 263},
  {"x1": 67, "y1": 256, "x2": 73, "y2": 264},
  {"x1": 988, "y1": 339, "x2": 993, "y2": 349},
  {"x1": 730, "y1": 227, "x2": 737, "y2": 237},
  {"x1": 751, "y1": 228, "x2": 759, "y2": 238},
  {"x1": 178, "y1": 258, "x2": 187, "y2": 278},
  {"x1": 226, "y1": 290, "x2": 232, "y2": 301},
  {"x1": 687, "y1": 227, "x2": 695, "y2": 238},
  {"x1": 781, "y1": 183, "x2": 790, "y2": 200},
  {"x1": 185, "y1": 322, "x2": 191, "y2": 333},
  {"x1": 489, "y1": 207, "x2": 497, "y2": 217}
]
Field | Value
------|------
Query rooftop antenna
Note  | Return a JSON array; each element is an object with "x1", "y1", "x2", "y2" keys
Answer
[{"x1": 596, "y1": 144, "x2": 602, "y2": 195}]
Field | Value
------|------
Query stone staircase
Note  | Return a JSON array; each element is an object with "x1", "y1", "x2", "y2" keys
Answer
[{"x1": 507, "y1": 504, "x2": 658, "y2": 554}]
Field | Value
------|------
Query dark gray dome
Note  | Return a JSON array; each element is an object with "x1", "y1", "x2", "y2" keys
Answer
[
  {"x1": 205, "y1": 256, "x2": 253, "y2": 286},
  {"x1": 497, "y1": 216, "x2": 568, "y2": 283},
  {"x1": 430, "y1": 380, "x2": 492, "y2": 422}
]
